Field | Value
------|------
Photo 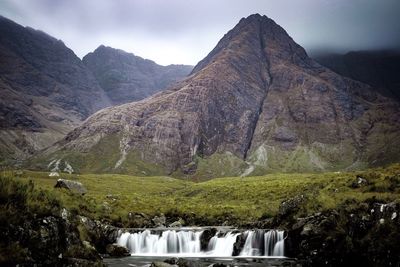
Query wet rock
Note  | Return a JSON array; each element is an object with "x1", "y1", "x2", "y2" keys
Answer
[
  {"x1": 54, "y1": 179, "x2": 87, "y2": 195},
  {"x1": 151, "y1": 262, "x2": 176, "y2": 267},
  {"x1": 200, "y1": 228, "x2": 217, "y2": 251},
  {"x1": 105, "y1": 243, "x2": 130, "y2": 257},
  {"x1": 164, "y1": 257, "x2": 179, "y2": 265},
  {"x1": 78, "y1": 216, "x2": 119, "y2": 254}
]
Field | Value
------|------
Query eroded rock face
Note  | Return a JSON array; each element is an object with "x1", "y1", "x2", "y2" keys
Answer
[{"x1": 42, "y1": 14, "x2": 400, "y2": 176}]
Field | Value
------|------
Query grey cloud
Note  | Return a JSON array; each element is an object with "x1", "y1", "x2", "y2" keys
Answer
[{"x1": 1, "y1": 0, "x2": 399, "y2": 65}]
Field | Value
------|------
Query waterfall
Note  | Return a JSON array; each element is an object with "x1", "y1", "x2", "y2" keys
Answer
[
  {"x1": 116, "y1": 229, "x2": 285, "y2": 257},
  {"x1": 117, "y1": 230, "x2": 202, "y2": 255},
  {"x1": 240, "y1": 230, "x2": 284, "y2": 257},
  {"x1": 264, "y1": 230, "x2": 285, "y2": 256},
  {"x1": 207, "y1": 232, "x2": 240, "y2": 256}
]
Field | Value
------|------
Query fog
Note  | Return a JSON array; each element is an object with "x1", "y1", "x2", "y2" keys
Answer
[{"x1": 1, "y1": 0, "x2": 399, "y2": 65}]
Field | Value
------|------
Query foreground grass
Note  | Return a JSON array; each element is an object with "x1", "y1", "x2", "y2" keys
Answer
[{"x1": 2, "y1": 163, "x2": 400, "y2": 226}]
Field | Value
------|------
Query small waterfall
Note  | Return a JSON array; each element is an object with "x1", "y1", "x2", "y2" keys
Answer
[
  {"x1": 116, "y1": 228, "x2": 285, "y2": 257},
  {"x1": 117, "y1": 230, "x2": 202, "y2": 255},
  {"x1": 240, "y1": 230, "x2": 285, "y2": 257},
  {"x1": 207, "y1": 232, "x2": 240, "y2": 256},
  {"x1": 264, "y1": 230, "x2": 285, "y2": 256}
]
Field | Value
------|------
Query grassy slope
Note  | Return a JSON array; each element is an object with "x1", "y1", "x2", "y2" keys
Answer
[{"x1": 3, "y1": 163, "x2": 399, "y2": 226}]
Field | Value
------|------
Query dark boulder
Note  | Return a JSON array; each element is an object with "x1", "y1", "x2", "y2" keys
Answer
[
  {"x1": 105, "y1": 243, "x2": 130, "y2": 257},
  {"x1": 54, "y1": 179, "x2": 87, "y2": 195}
]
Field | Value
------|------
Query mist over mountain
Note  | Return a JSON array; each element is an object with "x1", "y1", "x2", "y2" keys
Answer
[
  {"x1": 314, "y1": 50, "x2": 400, "y2": 100},
  {"x1": 36, "y1": 14, "x2": 400, "y2": 177}
]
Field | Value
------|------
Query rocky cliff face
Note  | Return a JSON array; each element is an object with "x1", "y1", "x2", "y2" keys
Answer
[
  {"x1": 38, "y1": 14, "x2": 400, "y2": 177},
  {"x1": 314, "y1": 50, "x2": 400, "y2": 100},
  {"x1": 0, "y1": 16, "x2": 111, "y2": 163},
  {"x1": 83, "y1": 45, "x2": 192, "y2": 105}
]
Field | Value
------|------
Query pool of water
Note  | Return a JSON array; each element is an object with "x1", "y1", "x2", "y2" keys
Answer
[{"x1": 104, "y1": 256, "x2": 297, "y2": 267}]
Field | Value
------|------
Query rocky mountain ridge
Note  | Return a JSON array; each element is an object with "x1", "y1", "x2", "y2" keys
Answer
[
  {"x1": 0, "y1": 16, "x2": 191, "y2": 164},
  {"x1": 0, "y1": 15, "x2": 111, "y2": 163},
  {"x1": 37, "y1": 14, "x2": 400, "y2": 177},
  {"x1": 83, "y1": 45, "x2": 192, "y2": 105}
]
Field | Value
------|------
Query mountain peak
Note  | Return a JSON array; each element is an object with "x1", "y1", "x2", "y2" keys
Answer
[{"x1": 191, "y1": 13, "x2": 309, "y2": 74}]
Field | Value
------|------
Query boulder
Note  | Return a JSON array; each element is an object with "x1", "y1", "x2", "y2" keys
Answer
[
  {"x1": 152, "y1": 214, "x2": 166, "y2": 227},
  {"x1": 54, "y1": 179, "x2": 87, "y2": 195},
  {"x1": 351, "y1": 175, "x2": 369, "y2": 188},
  {"x1": 278, "y1": 194, "x2": 306, "y2": 217},
  {"x1": 105, "y1": 244, "x2": 130, "y2": 257}
]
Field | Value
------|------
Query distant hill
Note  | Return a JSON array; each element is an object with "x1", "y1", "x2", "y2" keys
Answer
[{"x1": 83, "y1": 45, "x2": 192, "y2": 105}]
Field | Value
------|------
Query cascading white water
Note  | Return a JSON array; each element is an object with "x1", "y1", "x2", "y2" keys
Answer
[
  {"x1": 240, "y1": 230, "x2": 285, "y2": 257},
  {"x1": 116, "y1": 229, "x2": 285, "y2": 257},
  {"x1": 117, "y1": 230, "x2": 202, "y2": 255},
  {"x1": 264, "y1": 230, "x2": 285, "y2": 256},
  {"x1": 207, "y1": 232, "x2": 240, "y2": 256}
]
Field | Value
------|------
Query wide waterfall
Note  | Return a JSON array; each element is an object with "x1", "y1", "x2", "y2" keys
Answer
[{"x1": 116, "y1": 229, "x2": 285, "y2": 257}]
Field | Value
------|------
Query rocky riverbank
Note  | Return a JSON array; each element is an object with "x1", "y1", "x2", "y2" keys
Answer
[{"x1": 1, "y1": 168, "x2": 400, "y2": 266}]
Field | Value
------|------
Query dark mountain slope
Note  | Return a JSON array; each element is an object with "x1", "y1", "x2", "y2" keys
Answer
[
  {"x1": 83, "y1": 45, "x2": 192, "y2": 105},
  {"x1": 0, "y1": 16, "x2": 110, "y2": 163}
]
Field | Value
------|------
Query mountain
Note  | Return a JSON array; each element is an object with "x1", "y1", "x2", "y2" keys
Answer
[
  {"x1": 83, "y1": 45, "x2": 192, "y2": 105},
  {"x1": 314, "y1": 50, "x2": 400, "y2": 99},
  {"x1": 35, "y1": 14, "x2": 400, "y2": 178},
  {"x1": 0, "y1": 16, "x2": 110, "y2": 163}
]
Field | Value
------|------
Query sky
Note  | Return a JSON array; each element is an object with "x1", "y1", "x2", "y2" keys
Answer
[{"x1": 1, "y1": 0, "x2": 400, "y2": 66}]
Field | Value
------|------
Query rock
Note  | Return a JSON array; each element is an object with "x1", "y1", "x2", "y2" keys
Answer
[
  {"x1": 163, "y1": 258, "x2": 179, "y2": 265},
  {"x1": 105, "y1": 244, "x2": 130, "y2": 257},
  {"x1": 351, "y1": 175, "x2": 369, "y2": 188},
  {"x1": 300, "y1": 224, "x2": 319, "y2": 236},
  {"x1": 151, "y1": 262, "x2": 176, "y2": 267},
  {"x1": 127, "y1": 212, "x2": 151, "y2": 228},
  {"x1": 169, "y1": 218, "x2": 185, "y2": 228},
  {"x1": 279, "y1": 195, "x2": 306, "y2": 218},
  {"x1": 54, "y1": 179, "x2": 87, "y2": 195},
  {"x1": 152, "y1": 214, "x2": 167, "y2": 227},
  {"x1": 200, "y1": 228, "x2": 217, "y2": 251}
]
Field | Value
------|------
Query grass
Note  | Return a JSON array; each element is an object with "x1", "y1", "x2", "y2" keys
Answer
[{"x1": 1, "y1": 163, "x2": 399, "y2": 226}]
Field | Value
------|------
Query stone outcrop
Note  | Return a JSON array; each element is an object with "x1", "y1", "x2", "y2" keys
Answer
[
  {"x1": 40, "y1": 14, "x2": 400, "y2": 176},
  {"x1": 54, "y1": 179, "x2": 87, "y2": 195}
]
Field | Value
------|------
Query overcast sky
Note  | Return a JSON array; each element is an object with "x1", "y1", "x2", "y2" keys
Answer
[{"x1": 1, "y1": 0, "x2": 400, "y2": 65}]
